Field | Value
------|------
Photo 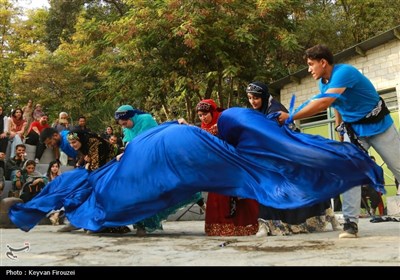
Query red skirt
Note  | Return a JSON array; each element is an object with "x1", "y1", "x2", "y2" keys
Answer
[{"x1": 205, "y1": 193, "x2": 259, "y2": 236}]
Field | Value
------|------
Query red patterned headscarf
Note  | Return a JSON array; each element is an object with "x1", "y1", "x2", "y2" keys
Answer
[{"x1": 196, "y1": 99, "x2": 222, "y2": 134}]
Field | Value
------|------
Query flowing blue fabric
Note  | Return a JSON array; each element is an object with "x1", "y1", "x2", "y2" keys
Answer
[{"x1": 9, "y1": 107, "x2": 383, "y2": 232}]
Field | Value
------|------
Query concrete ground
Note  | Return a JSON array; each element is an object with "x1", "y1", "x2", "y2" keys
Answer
[{"x1": 0, "y1": 217, "x2": 399, "y2": 267}]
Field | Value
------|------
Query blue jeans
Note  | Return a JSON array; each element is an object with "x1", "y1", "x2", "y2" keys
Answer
[{"x1": 343, "y1": 124, "x2": 400, "y2": 223}]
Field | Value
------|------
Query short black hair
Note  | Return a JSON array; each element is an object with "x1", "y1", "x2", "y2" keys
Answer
[
  {"x1": 304, "y1": 44, "x2": 334, "y2": 65},
  {"x1": 40, "y1": 127, "x2": 58, "y2": 143}
]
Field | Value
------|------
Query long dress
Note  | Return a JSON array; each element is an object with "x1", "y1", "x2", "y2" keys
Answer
[
  {"x1": 9, "y1": 108, "x2": 383, "y2": 232},
  {"x1": 200, "y1": 101, "x2": 259, "y2": 236},
  {"x1": 205, "y1": 194, "x2": 259, "y2": 236}
]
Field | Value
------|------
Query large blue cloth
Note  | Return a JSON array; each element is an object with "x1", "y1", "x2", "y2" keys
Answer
[{"x1": 9, "y1": 108, "x2": 383, "y2": 232}]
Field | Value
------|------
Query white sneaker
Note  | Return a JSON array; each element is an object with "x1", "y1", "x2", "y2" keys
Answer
[
  {"x1": 34, "y1": 158, "x2": 40, "y2": 164},
  {"x1": 255, "y1": 222, "x2": 269, "y2": 237}
]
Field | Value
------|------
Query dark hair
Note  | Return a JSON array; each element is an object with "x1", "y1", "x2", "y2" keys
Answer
[
  {"x1": 15, "y1": 144, "x2": 26, "y2": 150},
  {"x1": 246, "y1": 81, "x2": 271, "y2": 114},
  {"x1": 11, "y1": 108, "x2": 23, "y2": 118},
  {"x1": 304, "y1": 44, "x2": 334, "y2": 65},
  {"x1": 46, "y1": 160, "x2": 60, "y2": 180},
  {"x1": 40, "y1": 127, "x2": 58, "y2": 143}
]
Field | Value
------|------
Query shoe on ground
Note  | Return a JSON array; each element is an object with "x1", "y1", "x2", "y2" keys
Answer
[
  {"x1": 339, "y1": 220, "x2": 358, "y2": 238},
  {"x1": 57, "y1": 224, "x2": 80, "y2": 232},
  {"x1": 200, "y1": 204, "x2": 206, "y2": 214},
  {"x1": 255, "y1": 221, "x2": 269, "y2": 237},
  {"x1": 34, "y1": 158, "x2": 40, "y2": 164},
  {"x1": 49, "y1": 212, "x2": 60, "y2": 225},
  {"x1": 136, "y1": 227, "x2": 147, "y2": 237}
]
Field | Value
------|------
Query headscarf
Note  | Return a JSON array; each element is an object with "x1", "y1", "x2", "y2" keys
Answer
[
  {"x1": 11, "y1": 108, "x2": 26, "y2": 131},
  {"x1": 115, "y1": 105, "x2": 158, "y2": 144},
  {"x1": 67, "y1": 130, "x2": 90, "y2": 154},
  {"x1": 196, "y1": 99, "x2": 222, "y2": 133},
  {"x1": 246, "y1": 81, "x2": 273, "y2": 114}
]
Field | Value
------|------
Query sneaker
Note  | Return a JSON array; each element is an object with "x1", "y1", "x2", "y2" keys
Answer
[
  {"x1": 34, "y1": 158, "x2": 40, "y2": 164},
  {"x1": 255, "y1": 221, "x2": 269, "y2": 237},
  {"x1": 339, "y1": 219, "x2": 358, "y2": 238}
]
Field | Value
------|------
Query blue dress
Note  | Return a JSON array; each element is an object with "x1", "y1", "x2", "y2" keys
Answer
[{"x1": 9, "y1": 108, "x2": 383, "y2": 232}]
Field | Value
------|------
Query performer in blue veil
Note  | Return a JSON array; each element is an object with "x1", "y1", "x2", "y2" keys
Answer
[{"x1": 9, "y1": 107, "x2": 383, "y2": 232}]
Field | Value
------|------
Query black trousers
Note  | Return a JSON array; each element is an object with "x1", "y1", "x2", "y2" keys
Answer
[
  {"x1": 0, "y1": 136, "x2": 8, "y2": 153},
  {"x1": 25, "y1": 131, "x2": 46, "y2": 160}
]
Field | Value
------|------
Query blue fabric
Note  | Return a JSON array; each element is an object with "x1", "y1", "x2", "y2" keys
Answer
[{"x1": 9, "y1": 108, "x2": 383, "y2": 232}]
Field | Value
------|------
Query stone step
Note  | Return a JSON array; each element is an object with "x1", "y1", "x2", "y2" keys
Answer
[{"x1": 24, "y1": 144, "x2": 56, "y2": 164}]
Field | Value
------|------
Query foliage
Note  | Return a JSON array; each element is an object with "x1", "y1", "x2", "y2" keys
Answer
[{"x1": 1, "y1": 0, "x2": 398, "y2": 132}]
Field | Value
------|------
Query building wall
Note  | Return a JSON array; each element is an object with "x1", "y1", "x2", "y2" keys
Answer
[{"x1": 279, "y1": 39, "x2": 400, "y2": 128}]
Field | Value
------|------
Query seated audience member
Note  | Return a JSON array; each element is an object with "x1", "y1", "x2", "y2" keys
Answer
[
  {"x1": 8, "y1": 108, "x2": 26, "y2": 159},
  {"x1": 0, "y1": 106, "x2": 9, "y2": 156},
  {"x1": 14, "y1": 160, "x2": 47, "y2": 203},
  {"x1": 32, "y1": 104, "x2": 44, "y2": 122},
  {"x1": 5, "y1": 144, "x2": 27, "y2": 181},
  {"x1": 101, "y1": 126, "x2": 114, "y2": 141},
  {"x1": 53, "y1": 112, "x2": 70, "y2": 132},
  {"x1": 73, "y1": 116, "x2": 91, "y2": 133},
  {"x1": 25, "y1": 114, "x2": 51, "y2": 163}
]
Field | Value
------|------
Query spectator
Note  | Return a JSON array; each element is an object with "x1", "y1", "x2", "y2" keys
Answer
[
  {"x1": 7, "y1": 108, "x2": 26, "y2": 159},
  {"x1": 15, "y1": 160, "x2": 48, "y2": 203},
  {"x1": 22, "y1": 100, "x2": 34, "y2": 130},
  {"x1": 53, "y1": 112, "x2": 70, "y2": 133},
  {"x1": 32, "y1": 104, "x2": 44, "y2": 121},
  {"x1": 73, "y1": 116, "x2": 91, "y2": 133},
  {"x1": 101, "y1": 126, "x2": 114, "y2": 141},
  {"x1": 5, "y1": 144, "x2": 27, "y2": 181},
  {"x1": 0, "y1": 106, "x2": 9, "y2": 156},
  {"x1": 25, "y1": 114, "x2": 51, "y2": 163}
]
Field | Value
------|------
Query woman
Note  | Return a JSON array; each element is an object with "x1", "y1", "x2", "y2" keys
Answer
[
  {"x1": 196, "y1": 99, "x2": 258, "y2": 236},
  {"x1": 245, "y1": 81, "x2": 339, "y2": 236},
  {"x1": 14, "y1": 160, "x2": 48, "y2": 203},
  {"x1": 46, "y1": 160, "x2": 63, "y2": 225},
  {"x1": 101, "y1": 126, "x2": 114, "y2": 142},
  {"x1": 197, "y1": 99, "x2": 259, "y2": 236},
  {"x1": 9, "y1": 107, "x2": 383, "y2": 233},
  {"x1": 115, "y1": 104, "x2": 203, "y2": 236},
  {"x1": 8, "y1": 108, "x2": 27, "y2": 159},
  {"x1": 58, "y1": 130, "x2": 129, "y2": 233},
  {"x1": 67, "y1": 130, "x2": 116, "y2": 171}
]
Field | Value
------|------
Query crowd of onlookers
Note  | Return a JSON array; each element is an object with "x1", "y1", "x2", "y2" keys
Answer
[{"x1": 0, "y1": 100, "x2": 123, "y2": 217}]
